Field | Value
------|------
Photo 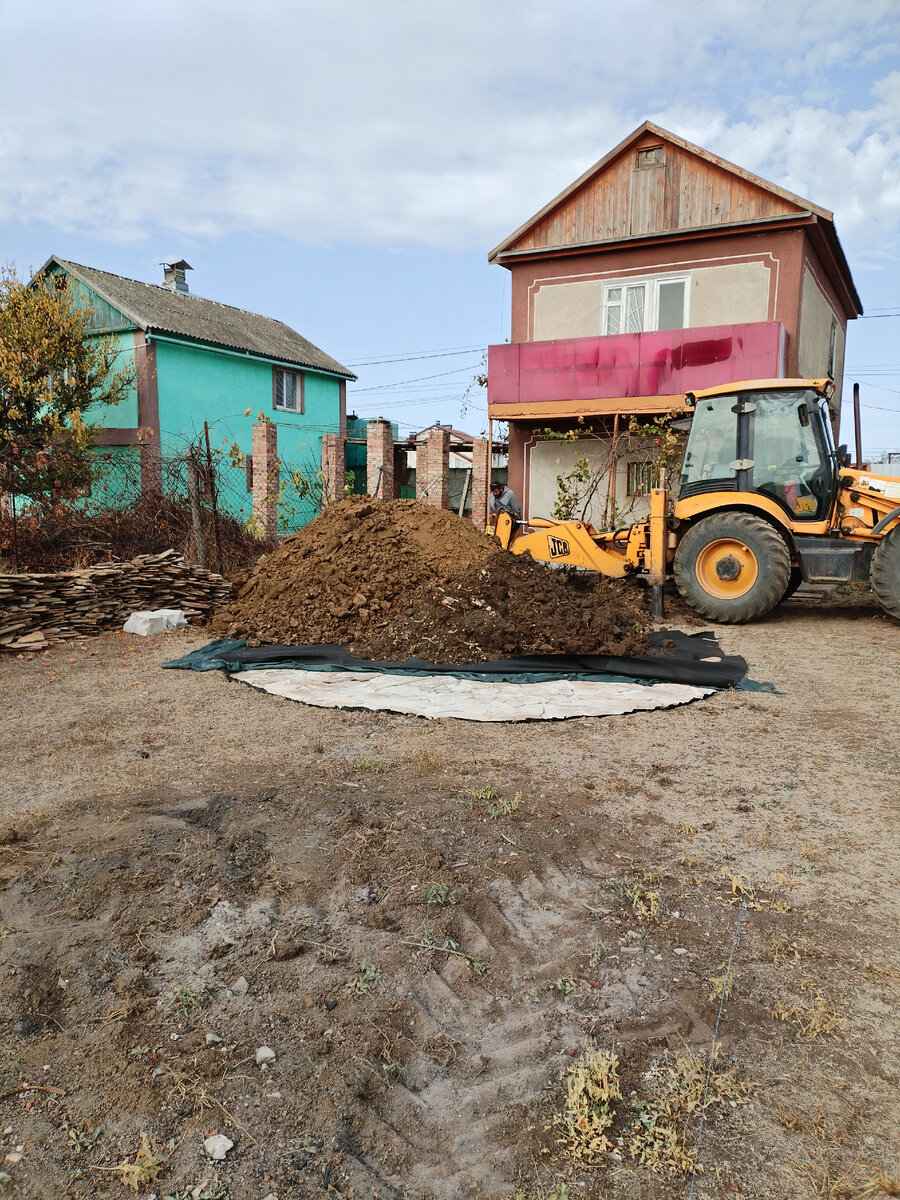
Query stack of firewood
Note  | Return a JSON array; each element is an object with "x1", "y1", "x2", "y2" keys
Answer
[{"x1": 0, "y1": 550, "x2": 232, "y2": 650}]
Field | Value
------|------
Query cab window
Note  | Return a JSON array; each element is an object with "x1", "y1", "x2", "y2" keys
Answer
[{"x1": 680, "y1": 395, "x2": 737, "y2": 488}]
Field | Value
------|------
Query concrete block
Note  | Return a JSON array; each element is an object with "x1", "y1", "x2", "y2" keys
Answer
[{"x1": 123, "y1": 609, "x2": 188, "y2": 636}]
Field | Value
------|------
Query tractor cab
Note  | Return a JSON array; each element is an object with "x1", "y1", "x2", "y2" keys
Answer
[{"x1": 678, "y1": 379, "x2": 837, "y2": 523}]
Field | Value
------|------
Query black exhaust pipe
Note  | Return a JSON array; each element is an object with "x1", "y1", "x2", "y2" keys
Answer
[{"x1": 853, "y1": 382, "x2": 863, "y2": 469}]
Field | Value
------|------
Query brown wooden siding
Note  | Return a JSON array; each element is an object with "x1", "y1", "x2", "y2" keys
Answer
[{"x1": 513, "y1": 138, "x2": 808, "y2": 252}]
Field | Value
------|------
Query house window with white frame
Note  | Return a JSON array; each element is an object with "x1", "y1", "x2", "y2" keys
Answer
[
  {"x1": 602, "y1": 274, "x2": 689, "y2": 336},
  {"x1": 273, "y1": 368, "x2": 303, "y2": 412}
]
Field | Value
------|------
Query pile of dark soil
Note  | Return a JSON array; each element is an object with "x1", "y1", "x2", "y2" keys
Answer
[
  {"x1": 212, "y1": 497, "x2": 650, "y2": 661},
  {"x1": 361, "y1": 553, "x2": 649, "y2": 661}
]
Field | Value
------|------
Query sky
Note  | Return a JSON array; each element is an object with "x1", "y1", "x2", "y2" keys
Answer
[{"x1": 2, "y1": 0, "x2": 899, "y2": 454}]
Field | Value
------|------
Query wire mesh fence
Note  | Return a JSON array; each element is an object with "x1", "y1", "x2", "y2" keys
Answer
[{"x1": 0, "y1": 448, "x2": 273, "y2": 575}]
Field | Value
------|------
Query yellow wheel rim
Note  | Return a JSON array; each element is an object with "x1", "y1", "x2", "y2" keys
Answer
[{"x1": 695, "y1": 538, "x2": 759, "y2": 599}]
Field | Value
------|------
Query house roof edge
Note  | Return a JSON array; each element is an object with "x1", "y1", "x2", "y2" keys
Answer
[
  {"x1": 487, "y1": 121, "x2": 835, "y2": 265},
  {"x1": 37, "y1": 255, "x2": 148, "y2": 330}
]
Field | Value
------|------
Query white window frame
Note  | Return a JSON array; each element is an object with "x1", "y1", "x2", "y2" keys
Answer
[
  {"x1": 601, "y1": 272, "x2": 690, "y2": 336},
  {"x1": 273, "y1": 367, "x2": 304, "y2": 413}
]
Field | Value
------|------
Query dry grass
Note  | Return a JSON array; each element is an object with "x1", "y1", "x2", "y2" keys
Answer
[
  {"x1": 557, "y1": 1048, "x2": 622, "y2": 1163},
  {"x1": 554, "y1": 1046, "x2": 753, "y2": 1175},
  {"x1": 850, "y1": 1165, "x2": 900, "y2": 1197},
  {"x1": 628, "y1": 1047, "x2": 753, "y2": 1174},
  {"x1": 770, "y1": 982, "x2": 849, "y2": 1040}
]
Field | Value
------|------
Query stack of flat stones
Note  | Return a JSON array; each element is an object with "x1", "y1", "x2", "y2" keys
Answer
[{"x1": 0, "y1": 549, "x2": 231, "y2": 650}]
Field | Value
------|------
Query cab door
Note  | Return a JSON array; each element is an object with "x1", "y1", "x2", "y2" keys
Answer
[{"x1": 748, "y1": 391, "x2": 831, "y2": 521}]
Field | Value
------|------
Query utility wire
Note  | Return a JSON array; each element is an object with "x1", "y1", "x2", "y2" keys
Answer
[
  {"x1": 350, "y1": 362, "x2": 482, "y2": 393},
  {"x1": 345, "y1": 345, "x2": 485, "y2": 366}
]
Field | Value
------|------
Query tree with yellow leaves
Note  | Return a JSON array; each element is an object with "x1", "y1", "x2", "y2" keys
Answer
[{"x1": 0, "y1": 265, "x2": 135, "y2": 506}]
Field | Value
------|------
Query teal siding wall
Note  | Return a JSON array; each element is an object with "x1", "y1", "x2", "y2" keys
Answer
[
  {"x1": 84, "y1": 331, "x2": 139, "y2": 427},
  {"x1": 154, "y1": 339, "x2": 344, "y2": 531},
  {"x1": 49, "y1": 265, "x2": 137, "y2": 334},
  {"x1": 45, "y1": 265, "x2": 139, "y2": 427},
  {"x1": 154, "y1": 339, "x2": 272, "y2": 453}
]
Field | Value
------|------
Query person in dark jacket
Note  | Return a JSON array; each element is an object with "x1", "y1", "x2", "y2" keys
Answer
[
  {"x1": 489, "y1": 481, "x2": 521, "y2": 545},
  {"x1": 489, "y1": 481, "x2": 520, "y2": 518}
]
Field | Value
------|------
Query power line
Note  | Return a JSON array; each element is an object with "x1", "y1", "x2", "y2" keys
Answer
[
  {"x1": 349, "y1": 362, "x2": 482, "y2": 393},
  {"x1": 345, "y1": 345, "x2": 485, "y2": 367},
  {"x1": 853, "y1": 380, "x2": 900, "y2": 396}
]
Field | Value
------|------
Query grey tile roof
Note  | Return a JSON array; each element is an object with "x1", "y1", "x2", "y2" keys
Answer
[{"x1": 50, "y1": 257, "x2": 356, "y2": 379}]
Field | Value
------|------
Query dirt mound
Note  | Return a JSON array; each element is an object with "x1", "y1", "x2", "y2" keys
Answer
[
  {"x1": 212, "y1": 497, "x2": 650, "y2": 660},
  {"x1": 362, "y1": 553, "x2": 649, "y2": 661}
]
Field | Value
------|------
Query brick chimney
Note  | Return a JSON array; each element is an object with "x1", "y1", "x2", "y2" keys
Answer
[{"x1": 161, "y1": 258, "x2": 192, "y2": 293}]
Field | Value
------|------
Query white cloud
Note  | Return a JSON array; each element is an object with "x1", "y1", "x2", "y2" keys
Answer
[
  {"x1": 660, "y1": 81, "x2": 900, "y2": 263},
  {"x1": 1, "y1": 0, "x2": 899, "y2": 258}
]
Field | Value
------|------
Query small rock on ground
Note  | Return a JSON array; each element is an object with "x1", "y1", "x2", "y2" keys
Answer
[{"x1": 203, "y1": 1134, "x2": 234, "y2": 1161}]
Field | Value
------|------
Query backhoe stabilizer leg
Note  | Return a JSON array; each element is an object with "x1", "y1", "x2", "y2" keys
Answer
[{"x1": 648, "y1": 485, "x2": 667, "y2": 619}]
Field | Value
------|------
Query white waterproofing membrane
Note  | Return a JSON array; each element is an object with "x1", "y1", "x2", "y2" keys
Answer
[{"x1": 232, "y1": 667, "x2": 715, "y2": 722}]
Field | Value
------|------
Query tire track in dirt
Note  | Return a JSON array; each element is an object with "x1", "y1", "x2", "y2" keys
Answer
[{"x1": 345, "y1": 853, "x2": 681, "y2": 1196}]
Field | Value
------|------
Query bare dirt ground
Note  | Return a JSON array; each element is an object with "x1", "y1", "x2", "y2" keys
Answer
[{"x1": 1, "y1": 590, "x2": 898, "y2": 1200}]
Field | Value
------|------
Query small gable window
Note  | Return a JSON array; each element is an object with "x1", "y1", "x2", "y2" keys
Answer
[
  {"x1": 274, "y1": 368, "x2": 303, "y2": 413},
  {"x1": 636, "y1": 146, "x2": 663, "y2": 168}
]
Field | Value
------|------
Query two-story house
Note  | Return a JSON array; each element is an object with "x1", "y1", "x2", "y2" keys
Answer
[
  {"x1": 37, "y1": 256, "x2": 356, "y2": 528},
  {"x1": 486, "y1": 122, "x2": 861, "y2": 525}
]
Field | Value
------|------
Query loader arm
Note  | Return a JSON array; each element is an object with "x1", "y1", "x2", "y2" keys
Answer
[{"x1": 492, "y1": 493, "x2": 669, "y2": 580}]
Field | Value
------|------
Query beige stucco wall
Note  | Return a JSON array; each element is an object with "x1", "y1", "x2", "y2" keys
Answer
[
  {"x1": 531, "y1": 261, "x2": 771, "y2": 340},
  {"x1": 527, "y1": 438, "x2": 652, "y2": 525},
  {"x1": 798, "y1": 267, "x2": 845, "y2": 407},
  {"x1": 533, "y1": 280, "x2": 604, "y2": 340},
  {"x1": 689, "y1": 261, "x2": 770, "y2": 327}
]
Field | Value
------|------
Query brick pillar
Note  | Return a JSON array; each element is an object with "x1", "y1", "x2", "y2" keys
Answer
[
  {"x1": 470, "y1": 437, "x2": 490, "y2": 527},
  {"x1": 321, "y1": 433, "x2": 345, "y2": 503},
  {"x1": 366, "y1": 419, "x2": 394, "y2": 499},
  {"x1": 417, "y1": 425, "x2": 450, "y2": 508},
  {"x1": 252, "y1": 419, "x2": 279, "y2": 539}
]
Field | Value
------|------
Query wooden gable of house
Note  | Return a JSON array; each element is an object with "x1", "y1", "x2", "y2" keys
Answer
[
  {"x1": 46, "y1": 261, "x2": 139, "y2": 334},
  {"x1": 489, "y1": 123, "x2": 829, "y2": 259}
]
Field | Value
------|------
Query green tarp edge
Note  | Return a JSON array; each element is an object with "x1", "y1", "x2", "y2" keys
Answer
[{"x1": 163, "y1": 638, "x2": 777, "y2": 692}]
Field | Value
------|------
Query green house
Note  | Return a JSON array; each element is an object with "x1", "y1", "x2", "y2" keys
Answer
[{"x1": 37, "y1": 256, "x2": 356, "y2": 529}]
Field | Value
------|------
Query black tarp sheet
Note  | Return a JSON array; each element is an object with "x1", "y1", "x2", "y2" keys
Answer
[{"x1": 164, "y1": 630, "x2": 768, "y2": 691}]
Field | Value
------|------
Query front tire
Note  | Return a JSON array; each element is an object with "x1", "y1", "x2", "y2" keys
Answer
[
  {"x1": 871, "y1": 526, "x2": 900, "y2": 619},
  {"x1": 673, "y1": 513, "x2": 791, "y2": 622}
]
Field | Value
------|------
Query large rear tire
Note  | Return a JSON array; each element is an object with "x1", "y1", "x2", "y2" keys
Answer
[
  {"x1": 673, "y1": 513, "x2": 791, "y2": 623},
  {"x1": 871, "y1": 526, "x2": 900, "y2": 619}
]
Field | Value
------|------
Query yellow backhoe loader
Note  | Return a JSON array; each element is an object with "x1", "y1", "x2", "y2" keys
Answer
[{"x1": 491, "y1": 378, "x2": 900, "y2": 622}]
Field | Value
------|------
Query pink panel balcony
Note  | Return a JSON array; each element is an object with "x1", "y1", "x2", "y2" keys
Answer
[{"x1": 488, "y1": 322, "x2": 786, "y2": 408}]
